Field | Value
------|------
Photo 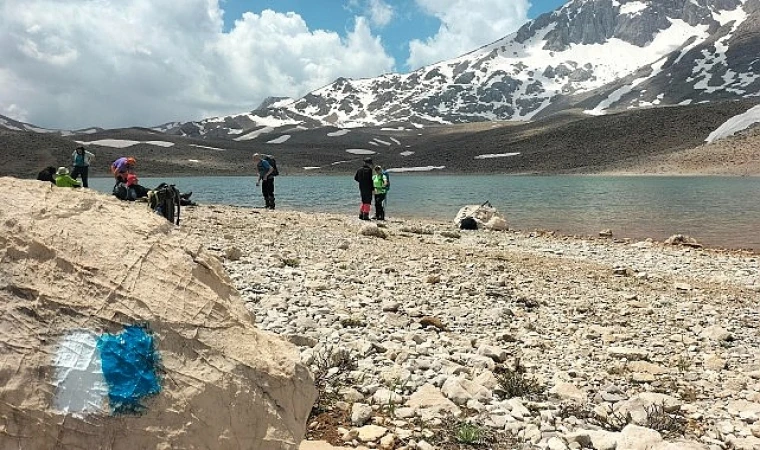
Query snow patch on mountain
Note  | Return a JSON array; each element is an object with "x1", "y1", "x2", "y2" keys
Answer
[
  {"x1": 267, "y1": 135, "x2": 291, "y2": 144},
  {"x1": 705, "y1": 104, "x2": 760, "y2": 143},
  {"x1": 76, "y1": 139, "x2": 176, "y2": 148},
  {"x1": 475, "y1": 153, "x2": 521, "y2": 159},
  {"x1": 387, "y1": 166, "x2": 446, "y2": 173},
  {"x1": 235, "y1": 127, "x2": 274, "y2": 141},
  {"x1": 346, "y1": 149, "x2": 376, "y2": 155}
]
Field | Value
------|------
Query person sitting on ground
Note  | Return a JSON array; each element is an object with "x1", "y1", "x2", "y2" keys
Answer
[
  {"x1": 111, "y1": 156, "x2": 136, "y2": 183},
  {"x1": 36, "y1": 166, "x2": 57, "y2": 185},
  {"x1": 126, "y1": 173, "x2": 149, "y2": 199},
  {"x1": 54, "y1": 167, "x2": 81, "y2": 188},
  {"x1": 71, "y1": 146, "x2": 95, "y2": 188}
]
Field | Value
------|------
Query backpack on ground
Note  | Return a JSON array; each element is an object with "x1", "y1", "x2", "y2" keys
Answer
[
  {"x1": 148, "y1": 183, "x2": 181, "y2": 225},
  {"x1": 113, "y1": 182, "x2": 130, "y2": 201},
  {"x1": 460, "y1": 217, "x2": 478, "y2": 230},
  {"x1": 263, "y1": 155, "x2": 279, "y2": 176}
]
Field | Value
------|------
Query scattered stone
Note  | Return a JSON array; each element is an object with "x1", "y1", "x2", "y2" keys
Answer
[
  {"x1": 599, "y1": 229, "x2": 613, "y2": 238},
  {"x1": 356, "y1": 425, "x2": 387, "y2": 442},
  {"x1": 360, "y1": 223, "x2": 387, "y2": 238},
  {"x1": 225, "y1": 245, "x2": 243, "y2": 260},
  {"x1": 419, "y1": 316, "x2": 448, "y2": 331},
  {"x1": 664, "y1": 234, "x2": 702, "y2": 248},
  {"x1": 700, "y1": 325, "x2": 733, "y2": 342},
  {"x1": 550, "y1": 382, "x2": 586, "y2": 403},
  {"x1": 607, "y1": 346, "x2": 649, "y2": 360},
  {"x1": 351, "y1": 403, "x2": 373, "y2": 426}
]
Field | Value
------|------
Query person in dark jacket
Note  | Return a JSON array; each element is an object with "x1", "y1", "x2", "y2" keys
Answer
[
  {"x1": 37, "y1": 166, "x2": 57, "y2": 185},
  {"x1": 354, "y1": 157, "x2": 374, "y2": 220}
]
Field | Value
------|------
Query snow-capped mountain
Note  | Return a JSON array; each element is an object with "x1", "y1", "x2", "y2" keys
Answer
[
  {"x1": 201, "y1": 0, "x2": 751, "y2": 131},
  {"x1": 0, "y1": 114, "x2": 104, "y2": 136}
]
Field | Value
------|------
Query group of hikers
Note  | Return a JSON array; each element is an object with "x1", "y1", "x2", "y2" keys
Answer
[
  {"x1": 38, "y1": 148, "x2": 391, "y2": 222},
  {"x1": 353, "y1": 157, "x2": 389, "y2": 221},
  {"x1": 36, "y1": 146, "x2": 95, "y2": 188},
  {"x1": 36, "y1": 148, "x2": 193, "y2": 224}
]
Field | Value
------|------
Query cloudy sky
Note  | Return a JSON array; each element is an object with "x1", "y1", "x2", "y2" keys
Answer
[{"x1": 0, "y1": 0, "x2": 565, "y2": 129}]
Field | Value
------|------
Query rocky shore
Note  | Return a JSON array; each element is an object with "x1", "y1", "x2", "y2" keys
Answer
[{"x1": 182, "y1": 205, "x2": 760, "y2": 450}]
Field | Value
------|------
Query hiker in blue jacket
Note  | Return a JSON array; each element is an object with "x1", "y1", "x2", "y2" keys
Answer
[
  {"x1": 70, "y1": 146, "x2": 95, "y2": 188},
  {"x1": 253, "y1": 153, "x2": 276, "y2": 209}
]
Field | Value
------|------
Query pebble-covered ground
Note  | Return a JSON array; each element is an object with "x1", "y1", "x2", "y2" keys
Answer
[{"x1": 182, "y1": 205, "x2": 760, "y2": 450}]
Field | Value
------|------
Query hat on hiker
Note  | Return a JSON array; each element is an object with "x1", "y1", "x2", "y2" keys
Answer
[
  {"x1": 363, "y1": 157, "x2": 373, "y2": 164},
  {"x1": 56, "y1": 167, "x2": 69, "y2": 176}
]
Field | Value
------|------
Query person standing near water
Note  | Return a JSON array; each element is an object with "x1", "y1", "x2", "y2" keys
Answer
[
  {"x1": 70, "y1": 146, "x2": 95, "y2": 188},
  {"x1": 354, "y1": 157, "x2": 374, "y2": 220},
  {"x1": 253, "y1": 153, "x2": 276, "y2": 209},
  {"x1": 372, "y1": 165, "x2": 389, "y2": 220}
]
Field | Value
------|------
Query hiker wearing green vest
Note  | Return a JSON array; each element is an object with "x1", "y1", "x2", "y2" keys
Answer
[
  {"x1": 54, "y1": 167, "x2": 81, "y2": 188},
  {"x1": 372, "y1": 165, "x2": 389, "y2": 221}
]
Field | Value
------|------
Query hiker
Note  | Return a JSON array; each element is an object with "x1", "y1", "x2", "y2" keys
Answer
[
  {"x1": 354, "y1": 157, "x2": 374, "y2": 220},
  {"x1": 253, "y1": 153, "x2": 276, "y2": 209},
  {"x1": 126, "y1": 173, "x2": 149, "y2": 199},
  {"x1": 36, "y1": 166, "x2": 57, "y2": 185},
  {"x1": 372, "y1": 165, "x2": 389, "y2": 221},
  {"x1": 54, "y1": 167, "x2": 81, "y2": 188},
  {"x1": 111, "y1": 156, "x2": 136, "y2": 183},
  {"x1": 71, "y1": 146, "x2": 95, "y2": 188}
]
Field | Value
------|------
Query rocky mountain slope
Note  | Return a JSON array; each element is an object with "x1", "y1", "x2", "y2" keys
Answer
[
  {"x1": 3, "y1": 100, "x2": 756, "y2": 178},
  {"x1": 151, "y1": 0, "x2": 760, "y2": 139}
]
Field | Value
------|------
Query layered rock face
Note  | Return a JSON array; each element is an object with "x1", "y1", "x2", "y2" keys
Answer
[{"x1": 0, "y1": 178, "x2": 316, "y2": 449}]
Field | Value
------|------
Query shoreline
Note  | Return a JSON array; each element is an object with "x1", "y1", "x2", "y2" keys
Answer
[{"x1": 180, "y1": 204, "x2": 759, "y2": 449}]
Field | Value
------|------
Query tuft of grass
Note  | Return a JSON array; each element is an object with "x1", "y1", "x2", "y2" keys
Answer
[
  {"x1": 557, "y1": 402, "x2": 687, "y2": 436},
  {"x1": 494, "y1": 359, "x2": 544, "y2": 400},
  {"x1": 309, "y1": 346, "x2": 358, "y2": 417},
  {"x1": 281, "y1": 257, "x2": 301, "y2": 267},
  {"x1": 675, "y1": 355, "x2": 692, "y2": 373},
  {"x1": 644, "y1": 402, "x2": 687, "y2": 437},
  {"x1": 455, "y1": 421, "x2": 486, "y2": 444},
  {"x1": 340, "y1": 317, "x2": 365, "y2": 328}
]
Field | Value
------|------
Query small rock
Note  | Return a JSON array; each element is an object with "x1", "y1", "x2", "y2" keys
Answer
[
  {"x1": 550, "y1": 382, "x2": 586, "y2": 403},
  {"x1": 225, "y1": 246, "x2": 243, "y2": 260},
  {"x1": 351, "y1": 403, "x2": 373, "y2": 426},
  {"x1": 426, "y1": 275, "x2": 441, "y2": 284},
  {"x1": 607, "y1": 346, "x2": 649, "y2": 360},
  {"x1": 356, "y1": 424, "x2": 387, "y2": 442},
  {"x1": 420, "y1": 316, "x2": 448, "y2": 331},
  {"x1": 360, "y1": 223, "x2": 387, "y2": 238}
]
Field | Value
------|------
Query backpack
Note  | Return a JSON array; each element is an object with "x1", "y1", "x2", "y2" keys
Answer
[
  {"x1": 148, "y1": 183, "x2": 181, "y2": 225},
  {"x1": 113, "y1": 182, "x2": 129, "y2": 201},
  {"x1": 263, "y1": 155, "x2": 279, "y2": 176},
  {"x1": 382, "y1": 170, "x2": 390, "y2": 191},
  {"x1": 460, "y1": 217, "x2": 478, "y2": 230}
]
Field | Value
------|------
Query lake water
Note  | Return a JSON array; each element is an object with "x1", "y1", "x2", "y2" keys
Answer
[{"x1": 89, "y1": 175, "x2": 760, "y2": 251}]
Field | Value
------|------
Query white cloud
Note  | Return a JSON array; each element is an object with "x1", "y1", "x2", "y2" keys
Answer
[
  {"x1": 368, "y1": 0, "x2": 395, "y2": 27},
  {"x1": 0, "y1": 0, "x2": 395, "y2": 129},
  {"x1": 346, "y1": 0, "x2": 394, "y2": 28},
  {"x1": 407, "y1": 0, "x2": 530, "y2": 70}
]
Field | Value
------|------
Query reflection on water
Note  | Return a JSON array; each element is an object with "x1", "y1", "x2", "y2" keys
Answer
[{"x1": 89, "y1": 175, "x2": 760, "y2": 250}]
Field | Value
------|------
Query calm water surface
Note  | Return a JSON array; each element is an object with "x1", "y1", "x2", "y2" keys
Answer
[{"x1": 90, "y1": 175, "x2": 760, "y2": 250}]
